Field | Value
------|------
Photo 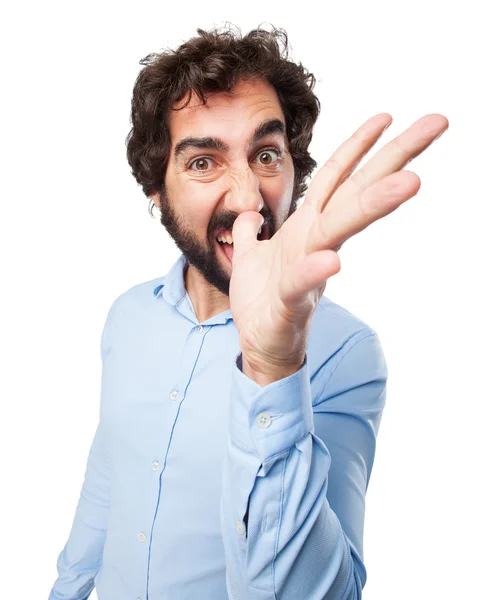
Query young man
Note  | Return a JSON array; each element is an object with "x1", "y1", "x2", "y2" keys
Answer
[{"x1": 49, "y1": 26, "x2": 447, "y2": 600}]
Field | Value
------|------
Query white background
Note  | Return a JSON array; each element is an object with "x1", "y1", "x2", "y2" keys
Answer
[{"x1": 1, "y1": 1, "x2": 477, "y2": 598}]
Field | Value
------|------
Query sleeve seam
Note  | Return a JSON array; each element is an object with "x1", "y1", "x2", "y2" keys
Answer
[
  {"x1": 230, "y1": 434, "x2": 294, "y2": 464},
  {"x1": 315, "y1": 331, "x2": 378, "y2": 406}
]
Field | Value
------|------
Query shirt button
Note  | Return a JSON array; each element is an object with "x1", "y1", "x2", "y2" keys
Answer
[
  {"x1": 137, "y1": 532, "x2": 146, "y2": 543},
  {"x1": 196, "y1": 325, "x2": 204, "y2": 333},
  {"x1": 169, "y1": 390, "x2": 178, "y2": 401},
  {"x1": 236, "y1": 521, "x2": 246, "y2": 535},
  {"x1": 256, "y1": 412, "x2": 272, "y2": 429},
  {"x1": 151, "y1": 461, "x2": 160, "y2": 471}
]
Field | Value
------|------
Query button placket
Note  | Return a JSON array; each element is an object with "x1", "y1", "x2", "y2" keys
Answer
[
  {"x1": 236, "y1": 520, "x2": 246, "y2": 535},
  {"x1": 256, "y1": 412, "x2": 272, "y2": 429}
]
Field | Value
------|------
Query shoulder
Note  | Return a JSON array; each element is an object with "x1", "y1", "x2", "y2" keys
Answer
[
  {"x1": 106, "y1": 274, "x2": 166, "y2": 318},
  {"x1": 99, "y1": 274, "x2": 166, "y2": 358},
  {"x1": 312, "y1": 294, "x2": 382, "y2": 353},
  {"x1": 308, "y1": 295, "x2": 388, "y2": 406}
]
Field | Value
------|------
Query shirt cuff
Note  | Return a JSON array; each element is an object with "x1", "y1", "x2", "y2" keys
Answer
[{"x1": 230, "y1": 352, "x2": 314, "y2": 465}]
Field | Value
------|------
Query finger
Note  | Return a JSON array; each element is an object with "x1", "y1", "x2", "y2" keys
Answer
[
  {"x1": 306, "y1": 170, "x2": 421, "y2": 254},
  {"x1": 304, "y1": 113, "x2": 393, "y2": 212},
  {"x1": 327, "y1": 113, "x2": 448, "y2": 213},
  {"x1": 231, "y1": 211, "x2": 264, "y2": 260},
  {"x1": 280, "y1": 250, "x2": 341, "y2": 305}
]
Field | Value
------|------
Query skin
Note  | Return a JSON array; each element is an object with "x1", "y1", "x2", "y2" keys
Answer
[
  {"x1": 151, "y1": 77, "x2": 295, "y2": 322},
  {"x1": 153, "y1": 77, "x2": 449, "y2": 386}
]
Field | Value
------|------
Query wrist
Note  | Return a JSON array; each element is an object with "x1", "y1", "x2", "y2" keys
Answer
[{"x1": 241, "y1": 353, "x2": 305, "y2": 386}]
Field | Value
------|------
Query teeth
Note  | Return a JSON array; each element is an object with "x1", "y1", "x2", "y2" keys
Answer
[
  {"x1": 216, "y1": 224, "x2": 264, "y2": 244},
  {"x1": 217, "y1": 235, "x2": 233, "y2": 244}
]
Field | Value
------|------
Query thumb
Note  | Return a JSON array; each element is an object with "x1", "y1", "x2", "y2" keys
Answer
[{"x1": 231, "y1": 212, "x2": 264, "y2": 258}]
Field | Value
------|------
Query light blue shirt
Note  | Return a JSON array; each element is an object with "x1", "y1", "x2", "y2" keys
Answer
[{"x1": 49, "y1": 253, "x2": 387, "y2": 600}]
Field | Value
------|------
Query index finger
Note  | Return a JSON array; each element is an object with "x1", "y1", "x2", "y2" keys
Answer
[
  {"x1": 326, "y1": 113, "x2": 449, "y2": 212},
  {"x1": 304, "y1": 113, "x2": 394, "y2": 212}
]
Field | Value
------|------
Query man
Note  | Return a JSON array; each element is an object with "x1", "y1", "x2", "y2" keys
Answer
[{"x1": 49, "y1": 25, "x2": 448, "y2": 600}]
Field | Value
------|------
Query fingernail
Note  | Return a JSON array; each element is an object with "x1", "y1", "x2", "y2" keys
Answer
[
  {"x1": 382, "y1": 121, "x2": 392, "y2": 133},
  {"x1": 433, "y1": 129, "x2": 447, "y2": 142},
  {"x1": 378, "y1": 120, "x2": 392, "y2": 141}
]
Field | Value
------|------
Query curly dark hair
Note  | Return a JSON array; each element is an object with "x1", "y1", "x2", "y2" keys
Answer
[{"x1": 125, "y1": 24, "x2": 321, "y2": 216}]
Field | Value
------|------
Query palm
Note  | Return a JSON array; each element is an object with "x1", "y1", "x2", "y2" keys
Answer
[
  {"x1": 229, "y1": 112, "x2": 448, "y2": 366},
  {"x1": 229, "y1": 205, "x2": 322, "y2": 358}
]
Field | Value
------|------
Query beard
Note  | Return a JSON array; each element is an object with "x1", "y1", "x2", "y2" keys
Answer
[{"x1": 157, "y1": 183, "x2": 296, "y2": 296}]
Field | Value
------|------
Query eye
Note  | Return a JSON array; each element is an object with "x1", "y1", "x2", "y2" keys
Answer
[
  {"x1": 189, "y1": 157, "x2": 214, "y2": 172},
  {"x1": 255, "y1": 148, "x2": 281, "y2": 166}
]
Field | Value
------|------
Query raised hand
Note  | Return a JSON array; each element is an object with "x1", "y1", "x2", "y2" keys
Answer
[{"x1": 229, "y1": 113, "x2": 449, "y2": 384}]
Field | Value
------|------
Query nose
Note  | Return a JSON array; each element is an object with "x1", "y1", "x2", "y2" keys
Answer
[{"x1": 223, "y1": 166, "x2": 263, "y2": 215}]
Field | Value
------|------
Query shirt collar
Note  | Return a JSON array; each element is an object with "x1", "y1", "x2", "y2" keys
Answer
[
  {"x1": 153, "y1": 253, "x2": 187, "y2": 304},
  {"x1": 153, "y1": 254, "x2": 233, "y2": 325}
]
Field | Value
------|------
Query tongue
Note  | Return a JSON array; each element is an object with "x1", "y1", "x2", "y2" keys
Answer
[{"x1": 223, "y1": 243, "x2": 234, "y2": 262}]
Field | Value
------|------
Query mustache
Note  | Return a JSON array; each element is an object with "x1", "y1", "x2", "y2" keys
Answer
[{"x1": 210, "y1": 211, "x2": 273, "y2": 234}]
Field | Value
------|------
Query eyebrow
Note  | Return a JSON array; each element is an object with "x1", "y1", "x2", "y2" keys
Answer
[
  {"x1": 174, "y1": 136, "x2": 228, "y2": 158},
  {"x1": 173, "y1": 118, "x2": 286, "y2": 161},
  {"x1": 252, "y1": 118, "x2": 285, "y2": 143}
]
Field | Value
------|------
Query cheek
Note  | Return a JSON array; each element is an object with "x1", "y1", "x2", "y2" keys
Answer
[
  {"x1": 181, "y1": 180, "x2": 224, "y2": 233},
  {"x1": 262, "y1": 172, "x2": 294, "y2": 212},
  {"x1": 165, "y1": 168, "x2": 219, "y2": 229}
]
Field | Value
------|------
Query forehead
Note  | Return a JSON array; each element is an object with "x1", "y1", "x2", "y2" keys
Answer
[{"x1": 168, "y1": 78, "x2": 286, "y2": 146}]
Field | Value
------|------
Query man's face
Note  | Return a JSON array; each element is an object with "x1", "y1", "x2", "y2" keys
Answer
[{"x1": 153, "y1": 77, "x2": 295, "y2": 296}]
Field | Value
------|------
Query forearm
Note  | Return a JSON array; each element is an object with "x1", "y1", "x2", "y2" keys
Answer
[
  {"x1": 221, "y1": 428, "x2": 361, "y2": 599},
  {"x1": 220, "y1": 353, "x2": 361, "y2": 599},
  {"x1": 221, "y1": 329, "x2": 386, "y2": 599},
  {"x1": 49, "y1": 421, "x2": 110, "y2": 600}
]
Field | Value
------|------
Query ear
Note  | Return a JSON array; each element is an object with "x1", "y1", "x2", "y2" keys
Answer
[{"x1": 151, "y1": 192, "x2": 161, "y2": 210}]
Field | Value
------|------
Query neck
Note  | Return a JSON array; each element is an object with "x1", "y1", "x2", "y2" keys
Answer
[{"x1": 184, "y1": 264, "x2": 230, "y2": 323}]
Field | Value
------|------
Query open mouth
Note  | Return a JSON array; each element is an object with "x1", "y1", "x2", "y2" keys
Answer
[
  {"x1": 215, "y1": 222, "x2": 269, "y2": 264},
  {"x1": 217, "y1": 239, "x2": 234, "y2": 263}
]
